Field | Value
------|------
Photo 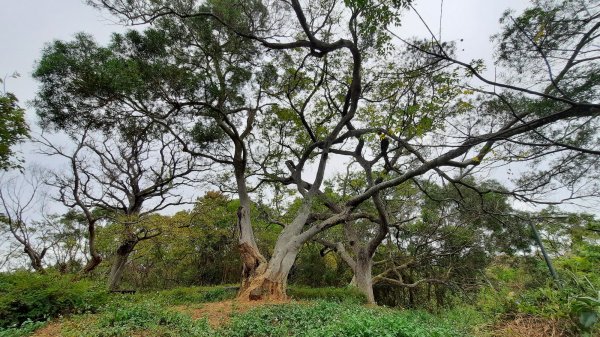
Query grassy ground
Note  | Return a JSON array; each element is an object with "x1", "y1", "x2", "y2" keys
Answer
[{"x1": 0, "y1": 286, "x2": 489, "y2": 337}]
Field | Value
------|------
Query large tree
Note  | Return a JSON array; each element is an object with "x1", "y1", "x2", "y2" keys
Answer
[
  {"x1": 40, "y1": 0, "x2": 600, "y2": 301},
  {"x1": 37, "y1": 119, "x2": 200, "y2": 290}
]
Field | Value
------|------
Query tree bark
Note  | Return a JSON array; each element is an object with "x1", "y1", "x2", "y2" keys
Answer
[
  {"x1": 350, "y1": 252, "x2": 375, "y2": 304},
  {"x1": 82, "y1": 222, "x2": 102, "y2": 273},
  {"x1": 237, "y1": 202, "x2": 314, "y2": 301},
  {"x1": 234, "y1": 161, "x2": 268, "y2": 294},
  {"x1": 107, "y1": 240, "x2": 136, "y2": 291},
  {"x1": 24, "y1": 246, "x2": 45, "y2": 273},
  {"x1": 82, "y1": 254, "x2": 102, "y2": 274},
  {"x1": 238, "y1": 243, "x2": 301, "y2": 301}
]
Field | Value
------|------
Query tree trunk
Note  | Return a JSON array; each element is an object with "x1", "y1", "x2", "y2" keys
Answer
[
  {"x1": 238, "y1": 226, "x2": 309, "y2": 301},
  {"x1": 107, "y1": 240, "x2": 136, "y2": 291},
  {"x1": 82, "y1": 254, "x2": 102, "y2": 274},
  {"x1": 234, "y1": 180, "x2": 316, "y2": 301},
  {"x1": 234, "y1": 159, "x2": 268, "y2": 291},
  {"x1": 350, "y1": 253, "x2": 375, "y2": 304},
  {"x1": 238, "y1": 246, "x2": 300, "y2": 301},
  {"x1": 82, "y1": 221, "x2": 102, "y2": 273},
  {"x1": 238, "y1": 241, "x2": 267, "y2": 292},
  {"x1": 24, "y1": 246, "x2": 45, "y2": 273}
]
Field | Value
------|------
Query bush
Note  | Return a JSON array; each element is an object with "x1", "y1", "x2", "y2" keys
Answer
[
  {"x1": 152, "y1": 286, "x2": 238, "y2": 305},
  {"x1": 471, "y1": 254, "x2": 600, "y2": 335},
  {"x1": 0, "y1": 271, "x2": 107, "y2": 328},
  {"x1": 288, "y1": 286, "x2": 367, "y2": 303}
]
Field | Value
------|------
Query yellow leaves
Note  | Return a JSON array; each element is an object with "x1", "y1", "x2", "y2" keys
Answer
[
  {"x1": 323, "y1": 253, "x2": 338, "y2": 270},
  {"x1": 456, "y1": 100, "x2": 475, "y2": 113},
  {"x1": 534, "y1": 26, "x2": 545, "y2": 43}
]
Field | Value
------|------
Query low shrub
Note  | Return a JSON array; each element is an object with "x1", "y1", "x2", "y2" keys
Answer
[
  {"x1": 288, "y1": 286, "x2": 367, "y2": 303},
  {"x1": 0, "y1": 271, "x2": 107, "y2": 328},
  {"x1": 151, "y1": 286, "x2": 238, "y2": 305},
  {"x1": 471, "y1": 253, "x2": 600, "y2": 336}
]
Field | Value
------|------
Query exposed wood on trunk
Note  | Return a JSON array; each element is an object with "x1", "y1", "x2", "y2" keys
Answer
[{"x1": 107, "y1": 239, "x2": 137, "y2": 291}]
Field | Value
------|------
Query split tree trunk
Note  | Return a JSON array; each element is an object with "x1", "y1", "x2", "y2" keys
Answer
[
  {"x1": 238, "y1": 242, "x2": 301, "y2": 301},
  {"x1": 232, "y1": 148, "x2": 330, "y2": 301},
  {"x1": 237, "y1": 201, "x2": 314, "y2": 301},
  {"x1": 232, "y1": 154, "x2": 301, "y2": 300}
]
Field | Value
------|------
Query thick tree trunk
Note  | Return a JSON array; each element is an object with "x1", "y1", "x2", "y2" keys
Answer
[
  {"x1": 238, "y1": 245, "x2": 300, "y2": 301},
  {"x1": 107, "y1": 240, "x2": 136, "y2": 291},
  {"x1": 350, "y1": 253, "x2": 375, "y2": 304},
  {"x1": 238, "y1": 210, "x2": 311, "y2": 301},
  {"x1": 316, "y1": 230, "x2": 377, "y2": 304},
  {"x1": 238, "y1": 241, "x2": 267, "y2": 292},
  {"x1": 233, "y1": 158, "x2": 269, "y2": 292},
  {"x1": 233, "y1": 159, "x2": 317, "y2": 301}
]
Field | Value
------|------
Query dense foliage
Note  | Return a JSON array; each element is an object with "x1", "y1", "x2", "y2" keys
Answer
[
  {"x1": 0, "y1": 272, "x2": 107, "y2": 328},
  {"x1": 0, "y1": 76, "x2": 28, "y2": 171}
]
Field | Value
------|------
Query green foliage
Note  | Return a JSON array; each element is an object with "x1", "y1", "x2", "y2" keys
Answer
[
  {"x1": 191, "y1": 122, "x2": 226, "y2": 149},
  {"x1": 573, "y1": 293, "x2": 600, "y2": 331},
  {"x1": 33, "y1": 297, "x2": 481, "y2": 337},
  {"x1": 0, "y1": 283, "x2": 492, "y2": 336},
  {"x1": 288, "y1": 286, "x2": 367, "y2": 304},
  {"x1": 0, "y1": 77, "x2": 29, "y2": 170},
  {"x1": 0, "y1": 320, "x2": 47, "y2": 337},
  {"x1": 469, "y1": 250, "x2": 600, "y2": 335},
  {"x1": 153, "y1": 286, "x2": 237, "y2": 305},
  {"x1": 495, "y1": 0, "x2": 600, "y2": 100},
  {"x1": 342, "y1": 0, "x2": 412, "y2": 52},
  {"x1": 33, "y1": 30, "x2": 202, "y2": 131},
  {"x1": 62, "y1": 301, "x2": 214, "y2": 337},
  {"x1": 0, "y1": 272, "x2": 107, "y2": 328},
  {"x1": 290, "y1": 243, "x2": 353, "y2": 287},
  {"x1": 223, "y1": 301, "x2": 471, "y2": 337}
]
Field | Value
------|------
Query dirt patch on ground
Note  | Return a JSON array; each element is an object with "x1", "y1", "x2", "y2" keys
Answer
[
  {"x1": 30, "y1": 321, "x2": 63, "y2": 337},
  {"x1": 174, "y1": 299, "x2": 292, "y2": 328},
  {"x1": 491, "y1": 315, "x2": 573, "y2": 337}
]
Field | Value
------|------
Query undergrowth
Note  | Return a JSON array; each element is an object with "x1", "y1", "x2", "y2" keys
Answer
[
  {"x1": 0, "y1": 271, "x2": 107, "y2": 328},
  {"x1": 0, "y1": 320, "x2": 47, "y2": 337},
  {"x1": 59, "y1": 300, "x2": 480, "y2": 337}
]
